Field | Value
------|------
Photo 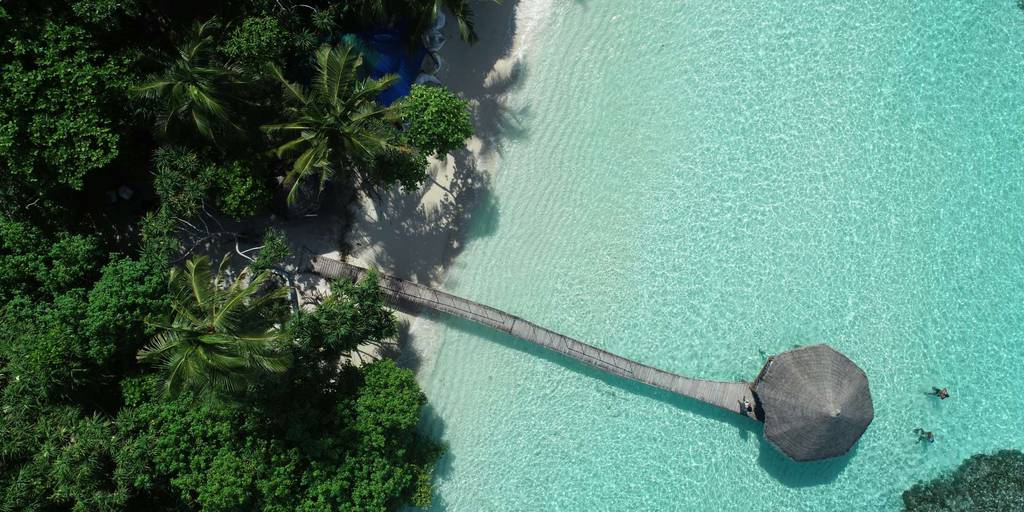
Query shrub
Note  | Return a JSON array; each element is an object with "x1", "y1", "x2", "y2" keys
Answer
[
  {"x1": 209, "y1": 159, "x2": 272, "y2": 219},
  {"x1": 0, "y1": 20, "x2": 132, "y2": 190},
  {"x1": 251, "y1": 228, "x2": 289, "y2": 272},
  {"x1": 85, "y1": 256, "x2": 167, "y2": 366},
  {"x1": 152, "y1": 147, "x2": 270, "y2": 220},
  {"x1": 374, "y1": 146, "x2": 430, "y2": 192},
  {"x1": 152, "y1": 146, "x2": 209, "y2": 218},
  {"x1": 401, "y1": 85, "x2": 473, "y2": 157},
  {"x1": 221, "y1": 16, "x2": 290, "y2": 74}
]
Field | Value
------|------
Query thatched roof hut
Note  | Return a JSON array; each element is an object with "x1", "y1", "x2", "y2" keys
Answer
[{"x1": 752, "y1": 344, "x2": 874, "y2": 461}]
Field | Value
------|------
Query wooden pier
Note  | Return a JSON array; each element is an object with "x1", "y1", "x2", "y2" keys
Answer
[{"x1": 312, "y1": 256, "x2": 759, "y2": 419}]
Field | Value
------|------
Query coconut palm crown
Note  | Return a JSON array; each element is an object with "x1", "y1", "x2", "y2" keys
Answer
[
  {"x1": 133, "y1": 18, "x2": 242, "y2": 141},
  {"x1": 138, "y1": 255, "x2": 290, "y2": 397},
  {"x1": 262, "y1": 43, "x2": 400, "y2": 204}
]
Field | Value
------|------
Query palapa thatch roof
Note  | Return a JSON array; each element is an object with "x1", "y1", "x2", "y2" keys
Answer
[{"x1": 753, "y1": 344, "x2": 874, "y2": 462}]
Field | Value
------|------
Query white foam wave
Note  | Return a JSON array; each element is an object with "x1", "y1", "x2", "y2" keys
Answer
[{"x1": 512, "y1": 0, "x2": 557, "y2": 58}]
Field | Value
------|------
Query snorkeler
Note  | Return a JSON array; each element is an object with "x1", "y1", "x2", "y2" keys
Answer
[
  {"x1": 927, "y1": 387, "x2": 950, "y2": 400},
  {"x1": 913, "y1": 428, "x2": 935, "y2": 443}
]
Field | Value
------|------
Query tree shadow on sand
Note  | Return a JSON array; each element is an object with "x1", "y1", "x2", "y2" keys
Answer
[
  {"x1": 438, "y1": 0, "x2": 528, "y2": 159},
  {"x1": 348, "y1": 151, "x2": 499, "y2": 284},
  {"x1": 336, "y1": 0, "x2": 531, "y2": 288}
]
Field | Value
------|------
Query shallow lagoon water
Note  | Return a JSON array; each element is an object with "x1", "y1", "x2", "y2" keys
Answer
[{"x1": 417, "y1": 2, "x2": 1024, "y2": 510}]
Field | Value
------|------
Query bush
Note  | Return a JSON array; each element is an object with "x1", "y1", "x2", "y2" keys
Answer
[
  {"x1": 401, "y1": 85, "x2": 473, "y2": 157},
  {"x1": 152, "y1": 146, "x2": 209, "y2": 218},
  {"x1": 42, "y1": 233, "x2": 102, "y2": 294},
  {"x1": 0, "y1": 19, "x2": 133, "y2": 190},
  {"x1": 902, "y1": 450, "x2": 1024, "y2": 511},
  {"x1": 152, "y1": 147, "x2": 271, "y2": 220},
  {"x1": 221, "y1": 16, "x2": 290, "y2": 75},
  {"x1": 374, "y1": 146, "x2": 430, "y2": 192},
  {"x1": 210, "y1": 159, "x2": 272, "y2": 219},
  {"x1": 85, "y1": 256, "x2": 167, "y2": 366},
  {"x1": 251, "y1": 228, "x2": 289, "y2": 272}
]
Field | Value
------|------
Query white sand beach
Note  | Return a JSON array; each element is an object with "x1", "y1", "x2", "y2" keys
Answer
[{"x1": 332, "y1": 1, "x2": 533, "y2": 370}]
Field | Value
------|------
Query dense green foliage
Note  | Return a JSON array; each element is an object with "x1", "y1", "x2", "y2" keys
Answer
[
  {"x1": 903, "y1": 450, "x2": 1024, "y2": 511},
  {"x1": 0, "y1": 0, "x2": 488, "y2": 507},
  {"x1": 152, "y1": 145, "x2": 271, "y2": 220},
  {"x1": 114, "y1": 356, "x2": 434, "y2": 511},
  {"x1": 251, "y1": 228, "x2": 291, "y2": 273},
  {"x1": 137, "y1": 255, "x2": 291, "y2": 396},
  {"x1": 1, "y1": 234, "x2": 439, "y2": 510},
  {"x1": 290, "y1": 275, "x2": 400, "y2": 361},
  {"x1": 134, "y1": 19, "x2": 243, "y2": 142},
  {"x1": 0, "y1": 214, "x2": 167, "y2": 512},
  {"x1": 263, "y1": 43, "x2": 408, "y2": 203},
  {"x1": 402, "y1": 85, "x2": 474, "y2": 157},
  {"x1": 0, "y1": 5, "x2": 134, "y2": 193},
  {"x1": 221, "y1": 15, "x2": 292, "y2": 76}
]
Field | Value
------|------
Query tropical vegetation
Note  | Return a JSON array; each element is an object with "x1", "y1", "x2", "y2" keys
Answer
[
  {"x1": 137, "y1": 255, "x2": 291, "y2": 396},
  {"x1": 263, "y1": 43, "x2": 405, "y2": 203},
  {"x1": 402, "y1": 84, "x2": 475, "y2": 157},
  {"x1": 134, "y1": 19, "x2": 243, "y2": 142},
  {"x1": 0, "y1": 0, "x2": 477, "y2": 509}
]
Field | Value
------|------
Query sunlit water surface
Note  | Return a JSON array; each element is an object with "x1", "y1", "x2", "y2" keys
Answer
[{"x1": 416, "y1": 2, "x2": 1024, "y2": 510}]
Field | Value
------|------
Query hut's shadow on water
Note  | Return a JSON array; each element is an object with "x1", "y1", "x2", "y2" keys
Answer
[
  {"x1": 409, "y1": 311, "x2": 854, "y2": 490},
  {"x1": 756, "y1": 438, "x2": 855, "y2": 487}
]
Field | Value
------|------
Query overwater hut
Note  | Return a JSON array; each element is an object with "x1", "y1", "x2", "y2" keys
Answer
[{"x1": 751, "y1": 344, "x2": 874, "y2": 461}]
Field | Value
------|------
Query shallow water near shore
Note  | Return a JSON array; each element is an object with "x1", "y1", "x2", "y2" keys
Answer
[{"x1": 416, "y1": 2, "x2": 1024, "y2": 510}]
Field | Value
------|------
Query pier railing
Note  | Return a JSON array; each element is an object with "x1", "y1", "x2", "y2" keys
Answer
[{"x1": 312, "y1": 256, "x2": 759, "y2": 418}]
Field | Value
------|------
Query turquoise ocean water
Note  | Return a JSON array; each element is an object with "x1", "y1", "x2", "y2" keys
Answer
[{"x1": 417, "y1": 2, "x2": 1024, "y2": 510}]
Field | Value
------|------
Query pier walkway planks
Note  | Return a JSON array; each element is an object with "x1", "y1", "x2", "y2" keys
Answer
[{"x1": 312, "y1": 256, "x2": 758, "y2": 418}]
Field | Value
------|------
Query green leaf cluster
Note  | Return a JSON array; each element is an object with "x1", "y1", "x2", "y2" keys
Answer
[
  {"x1": 401, "y1": 85, "x2": 474, "y2": 157},
  {"x1": 0, "y1": 1, "x2": 485, "y2": 508},
  {"x1": 0, "y1": 17, "x2": 133, "y2": 191},
  {"x1": 114, "y1": 357, "x2": 436, "y2": 512},
  {"x1": 251, "y1": 228, "x2": 290, "y2": 273},
  {"x1": 137, "y1": 255, "x2": 291, "y2": 397},
  {"x1": 222, "y1": 16, "x2": 292, "y2": 75},
  {"x1": 152, "y1": 145, "x2": 270, "y2": 220},
  {"x1": 2, "y1": 234, "x2": 440, "y2": 510},
  {"x1": 263, "y1": 43, "x2": 406, "y2": 203}
]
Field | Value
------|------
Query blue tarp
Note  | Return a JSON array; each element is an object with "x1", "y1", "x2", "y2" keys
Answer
[{"x1": 345, "y1": 29, "x2": 427, "y2": 105}]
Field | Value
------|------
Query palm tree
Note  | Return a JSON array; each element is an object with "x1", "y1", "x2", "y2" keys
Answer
[
  {"x1": 356, "y1": 0, "x2": 488, "y2": 43},
  {"x1": 138, "y1": 255, "x2": 290, "y2": 397},
  {"x1": 262, "y1": 43, "x2": 400, "y2": 204},
  {"x1": 423, "y1": 0, "x2": 484, "y2": 44},
  {"x1": 133, "y1": 19, "x2": 241, "y2": 141}
]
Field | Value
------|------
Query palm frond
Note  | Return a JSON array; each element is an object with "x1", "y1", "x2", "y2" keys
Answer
[
  {"x1": 184, "y1": 256, "x2": 216, "y2": 308},
  {"x1": 285, "y1": 140, "x2": 330, "y2": 204},
  {"x1": 444, "y1": 0, "x2": 481, "y2": 43},
  {"x1": 211, "y1": 270, "x2": 268, "y2": 331},
  {"x1": 347, "y1": 74, "x2": 399, "y2": 107},
  {"x1": 316, "y1": 44, "x2": 360, "y2": 103},
  {"x1": 268, "y1": 64, "x2": 309, "y2": 105},
  {"x1": 139, "y1": 256, "x2": 294, "y2": 397}
]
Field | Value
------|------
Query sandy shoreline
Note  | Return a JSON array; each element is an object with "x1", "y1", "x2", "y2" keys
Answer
[{"x1": 333, "y1": 0, "x2": 537, "y2": 375}]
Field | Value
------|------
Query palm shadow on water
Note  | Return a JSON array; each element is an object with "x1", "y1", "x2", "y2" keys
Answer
[{"x1": 398, "y1": 307, "x2": 854, "y2": 490}]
